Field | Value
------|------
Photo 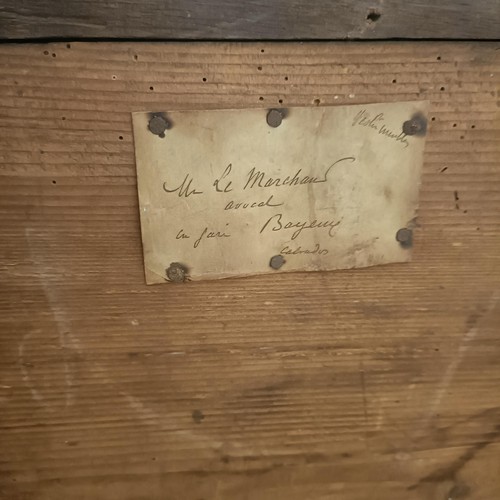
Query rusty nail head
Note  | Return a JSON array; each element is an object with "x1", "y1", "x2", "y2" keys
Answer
[
  {"x1": 148, "y1": 115, "x2": 169, "y2": 137},
  {"x1": 396, "y1": 228, "x2": 413, "y2": 247},
  {"x1": 270, "y1": 255, "x2": 285, "y2": 270},
  {"x1": 402, "y1": 114, "x2": 427, "y2": 136},
  {"x1": 267, "y1": 109, "x2": 283, "y2": 128},
  {"x1": 166, "y1": 262, "x2": 187, "y2": 282}
]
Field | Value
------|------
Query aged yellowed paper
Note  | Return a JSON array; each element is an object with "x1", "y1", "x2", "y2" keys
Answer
[{"x1": 132, "y1": 102, "x2": 428, "y2": 283}]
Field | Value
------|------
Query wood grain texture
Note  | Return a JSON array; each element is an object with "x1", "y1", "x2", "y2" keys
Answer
[
  {"x1": 0, "y1": 41, "x2": 499, "y2": 500},
  {"x1": 0, "y1": 0, "x2": 499, "y2": 40}
]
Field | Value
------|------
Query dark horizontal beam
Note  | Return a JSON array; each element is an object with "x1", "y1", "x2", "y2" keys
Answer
[{"x1": 0, "y1": 0, "x2": 499, "y2": 41}]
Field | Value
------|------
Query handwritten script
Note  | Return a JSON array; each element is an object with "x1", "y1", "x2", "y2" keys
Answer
[{"x1": 132, "y1": 101, "x2": 428, "y2": 283}]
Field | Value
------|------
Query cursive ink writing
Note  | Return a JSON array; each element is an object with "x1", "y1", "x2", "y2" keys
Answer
[
  {"x1": 224, "y1": 194, "x2": 283, "y2": 211},
  {"x1": 281, "y1": 243, "x2": 329, "y2": 255},
  {"x1": 352, "y1": 110, "x2": 385, "y2": 130},
  {"x1": 163, "y1": 174, "x2": 203, "y2": 197},
  {"x1": 213, "y1": 164, "x2": 233, "y2": 193},
  {"x1": 352, "y1": 109, "x2": 409, "y2": 148},
  {"x1": 260, "y1": 213, "x2": 341, "y2": 240},
  {"x1": 176, "y1": 229, "x2": 190, "y2": 239},
  {"x1": 243, "y1": 157, "x2": 355, "y2": 190},
  {"x1": 378, "y1": 124, "x2": 408, "y2": 146},
  {"x1": 194, "y1": 226, "x2": 231, "y2": 248}
]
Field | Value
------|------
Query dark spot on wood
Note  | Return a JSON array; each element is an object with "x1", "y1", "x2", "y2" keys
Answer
[
  {"x1": 313, "y1": 98, "x2": 321, "y2": 105},
  {"x1": 192, "y1": 409, "x2": 205, "y2": 423},
  {"x1": 221, "y1": 455, "x2": 230, "y2": 463},
  {"x1": 65, "y1": 440, "x2": 78, "y2": 446},
  {"x1": 127, "y1": 352, "x2": 140, "y2": 358},
  {"x1": 440, "y1": 167, "x2": 448, "y2": 173},
  {"x1": 366, "y1": 10, "x2": 381, "y2": 22},
  {"x1": 341, "y1": 452, "x2": 352, "y2": 458}
]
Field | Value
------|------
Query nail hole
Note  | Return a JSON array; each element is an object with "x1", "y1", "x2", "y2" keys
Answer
[
  {"x1": 52, "y1": 180, "x2": 57, "y2": 185},
  {"x1": 202, "y1": 77, "x2": 207, "y2": 82},
  {"x1": 43, "y1": 50, "x2": 49, "y2": 55},
  {"x1": 471, "y1": 124, "x2": 475, "y2": 129},
  {"x1": 66, "y1": 43, "x2": 71, "y2": 49},
  {"x1": 134, "y1": 54, "x2": 138, "y2": 61},
  {"x1": 112, "y1": 75, "x2": 117, "y2": 80},
  {"x1": 313, "y1": 98, "x2": 321, "y2": 105},
  {"x1": 440, "y1": 167, "x2": 448, "y2": 173},
  {"x1": 431, "y1": 116, "x2": 436, "y2": 121},
  {"x1": 52, "y1": 53, "x2": 56, "y2": 58},
  {"x1": 257, "y1": 66, "x2": 262, "y2": 71},
  {"x1": 366, "y1": 11, "x2": 381, "y2": 22},
  {"x1": 463, "y1": 210, "x2": 468, "y2": 214},
  {"x1": 440, "y1": 86, "x2": 445, "y2": 91},
  {"x1": 392, "y1": 79, "x2": 397, "y2": 83},
  {"x1": 119, "y1": 136, "x2": 123, "y2": 140},
  {"x1": 260, "y1": 49, "x2": 265, "y2": 53},
  {"x1": 437, "y1": 56, "x2": 441, "y2": 60},
  {"x1": 284, "y1": 76, "x2": 289, "y2": 81},
  {"x1": 453, "y1": 123, "x2": 457, "y2": 127},
  {"x1": 61, "y1": 116, "x2": 66, "y2": 121},
  {"x1": 259, "y1": 96, "x2": 264, "y2": 101},
  {"x1": 278, "y1": 99, "x2": 283, "y2": 104},
  {"x1": 149, "y1": 86, "x2": 154, "y2": 91}
]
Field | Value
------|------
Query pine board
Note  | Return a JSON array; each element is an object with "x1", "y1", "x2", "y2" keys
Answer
[
  {"x1": 0, "y1": 41, "x2": 499, "y2": 500},
  {"x1": 0, "y1": 0, "x2": 499, "y2": 40}
]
